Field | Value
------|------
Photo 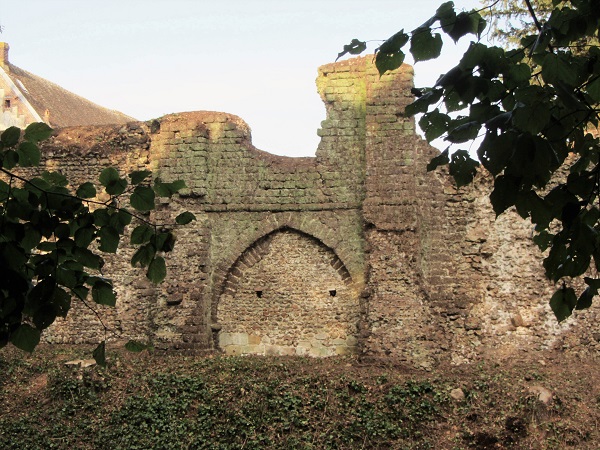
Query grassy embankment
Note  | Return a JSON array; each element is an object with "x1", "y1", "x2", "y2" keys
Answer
[{"x1": 1, "y1": 345, "x2": 599, "y2": 449}]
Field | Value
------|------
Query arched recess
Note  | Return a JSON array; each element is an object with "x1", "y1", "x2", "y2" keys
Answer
[
  {"x1": 210, "y1": 215, "x2": 365, "y2": 314},
  {"x1": 216, "y1": 228, "x2": 360, "y2": 356}
]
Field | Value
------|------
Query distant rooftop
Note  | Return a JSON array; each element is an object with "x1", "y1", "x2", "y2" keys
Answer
[{"x1": 0, "y1": 42, "x2": 134, "y2": 129}]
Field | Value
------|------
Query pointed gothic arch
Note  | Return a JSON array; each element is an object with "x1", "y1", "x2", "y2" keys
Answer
[{"x1": 215, "y1": 228, "x2": 360, "y2": 356}]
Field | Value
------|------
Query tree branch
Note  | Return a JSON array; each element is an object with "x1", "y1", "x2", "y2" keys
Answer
[
  {"x1": 524, "y1": 0, "x2": 543, "y2": 32},
  {"x1": 0, "y1": 167, "x2": 182, "y2": 228}
]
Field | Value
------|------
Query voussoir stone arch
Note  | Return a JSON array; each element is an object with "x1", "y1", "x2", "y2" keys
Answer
[{"x1": 211, "y1": 213, "x2": 365, "y2": 318}]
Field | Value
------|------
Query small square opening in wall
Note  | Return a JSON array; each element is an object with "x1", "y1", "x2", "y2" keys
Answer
[
  {"x1": 4, "y1": 99, "x2": 10, "y2": 108},
  {"x1": 255, "y1": 290, "x2": 263, "y2": 298},
  {"x1": 329, "y1": 289, "x2": 337, "y2": 297}
]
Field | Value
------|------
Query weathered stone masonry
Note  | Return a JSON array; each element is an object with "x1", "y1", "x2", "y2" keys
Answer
[{"x1": 41, "y1": 56, "x2": 599, "y2": 366}]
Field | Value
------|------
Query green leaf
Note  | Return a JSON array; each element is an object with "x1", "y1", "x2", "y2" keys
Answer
[
  {"x1": 154, "y1": 179, "x2": 186, "y2": 197},
  {"x1": 504, "y1": 63, "x2": 532, "y2": 90},
  {"x1": 0, "y1": 179, "x2": 9, "y2": 202},
  {"x1": 375, "y1": 51, "x2": 405, "y2": 76},
  {"x1": 515, "y1": 190, "x2": 553, "y2": 229},
  {"x1": 446, "y1": 12, "x2": 482, "y2": 43},
  {"x1": 21, "y1": 225, "x2": 42, "y2": 251},
  {"x1": 435, "y1": 66, "x2": 464, "y2": 88},
  {"x1": 576, "y1": 287, "x2": 595, "y2": 310},
  {"x1": 32, "y1": 304, "x2": 57, "y2": 330},
  {"x1": 56, "y1": 266, "x2": 78, "y2": 290},
  {"x1": 129, "y1": 170, "x2": 152, "y2": 185},
  {"x1": 426, "y1": 148, "x2": 449, "y2": 171},
  {"x1": 131, "y1": 244, "x2": 156, "y2": 267},
  {"x1": 92, "y1": 279, "x2": 116, "y2": 307},
  {"x1": 445, "y1": 121, "x2": 480, "y2": 143},
  {"x1": 584, "y1": 277, "x2": 600, "y2": 293},
  {"x1": 175, "y1": 211, "x2": 196, "y2": 225},
  {"x1": 130, "y1": 185, "x2": 156, "y2": 212},
  {"x1": 410, "y1": 28, "x2": 443, "y2": 62},
  {"x1": 93, "y1": 341, "x2": 106, "y2": 367},
  {"x1": 16, "y1": 142, "x2": 41, "y2": 167},
  {"x1": 98, "y1": 226, "x2": 120, "y2": 253},
  {"x1": 544, "y1": 239, "x2": 569, "y2": 281},
  {"x1": 477, "y1": 131, "x2": 515, "y2": 176},
  {"x1": 147, "y1": 256, "x2": 167, "y2": 284},
  {"x1": 110, "y1": 209, "x2": 133, "y2": 232},
  {"x1": 490, "y1": 175, "x2": 520, "y2": 216},
  {"x1": 567, "y1": 171, "x2": 595, "y2": 198},
  {"x1": 419, "y1": 110, "x2": 449, "y2": 142},
  {"x1": 153, "y1": 232, "x2": 176, "y2": 252},
  {"x1": 37, "y1": 241, "x2": 57, "y2": 252},
  {"x1": 577, "y1": 277, "x2": 600, "y2": 310},
  {"x1": 378, "y1": 30, "x2": 409, "y2": 55},
  {"x1": 24, "y1": 122, "x2": 52, "y2": 143},
  {"x1": 2, "y1": 149, "x2": 19, "y2": 169},
  {"x1": 76, "y1": 182, "x2": 97, "y2": 199},
  {"x1": 586, "y1": 76, "x2": 600, "y2": 103},
  {"x1": 125, "y1": 340, "x2": 150, "y2": 352},
  {"x1": 74, "y1": 247, "x2": 103, "y2": 270},
  {"x1": 545, "y1": 186, "x2": 578, "y2": 222},
  {"x1": 375, "y1": 30, "x2": 409, "y2": 75},
  {"x1": 512, "y1": 102, "x2": 551, "y2": 135},
  {"x1": 459, "y1": 42, "x2": 487, "y2": 70},
  {"x1": 54, "y1": 223, "x2": 71, "y2": 240},
  {"x1": 336, "y1": 39, "x2": 367, "y2": 61},
  {"x1": 405, "y1": 89, "x2": 443, "y2": 116},
  {"x1": 533, "y1": 230, "x2": 553, "y2": 252},
  {"x1": 435, "y1": 1, "x2": 454, "y2": 19},
  {"x1": 549, "y1": 286, "x2": 577, "y2": 322},
  {"x1": 1, "y1": 126, "x2": 21, "y2": 147},
  {"x1": 131, "y1": 225, "x2": 154, "y2": 245},
  {"x1": 42, "y1": 171, "x2": 69, "y2": 187},
  {"x1": 74, "y1": 226, "x2": 96, "y2": 248},
  {"x1": 10, "y1": 324, "x2": 41, "y2": 352},
  {"x1": 542, "y1": 53, "x2": 577, "y2": 86},
  {"x1": 436, "y1": 1, "x2": 456, "y2": 34},
  {"x1": 449, "y1": 150, "x2": 479, "y2": 188},
  {"x1": 99, "y1": 167, "x2": 127, "y2": 196},
  {"x1": 53, "y1": 286, "x2": 72, "y2": 317}
]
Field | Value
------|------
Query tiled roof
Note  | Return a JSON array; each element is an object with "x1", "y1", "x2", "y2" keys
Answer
[{"x1": 6, "y1": 63, "x2": 135, "y2": 128}]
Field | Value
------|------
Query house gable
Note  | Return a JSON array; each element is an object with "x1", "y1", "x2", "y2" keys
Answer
[{"x1": 0, "y1": 42, "x2": 133, "y2": 131}]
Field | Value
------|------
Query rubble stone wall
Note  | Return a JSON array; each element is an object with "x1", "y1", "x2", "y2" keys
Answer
[{"x1": 40, "y1": 56, "x2": 599, "y2": 365}]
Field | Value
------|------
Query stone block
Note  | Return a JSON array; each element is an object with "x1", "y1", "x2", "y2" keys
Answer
[
  {"x1": 223, "y1": 345, "x2": 242, "y2": 356},
  {"x1": 346, "y1": 336, "x2": 358, "y2": 347},
  {"x1": 264, "y1": 345, "x2": 280, "y2": 356},
  {"x1": 309, "y1": 346, "x2": 333, "y2": 357},
  {"x1": 219, "y1": 332, "x2": 248, "y2": 346},
  {"x1": 248, "y1": 334, "x2": 261, "y2": 345},
  {"x1": 335, "y1": 345, "x2": 351, "y2": 356},
  {"x1": 295, "y1": 341, "x2": 312, "y2": 356},
  {"x1": 241, "y1": 344, "x2": 265, "y2": 355}
]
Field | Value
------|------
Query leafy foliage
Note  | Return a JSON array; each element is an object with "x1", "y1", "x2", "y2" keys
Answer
[
  {"x1": 340, "y1": 0, "x2": 600, "y2": 321},
  {"x1": 0, "y1": 124, "x2": 195, "y2": 361},
  {"x1": 0, "y1": 353, "x2": 453, "y2": 449},
  {"x1": 480, "y1": 0, "x2": 592, "y2": 49}
]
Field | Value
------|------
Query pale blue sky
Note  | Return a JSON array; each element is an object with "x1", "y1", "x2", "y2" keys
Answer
[{"x1": 0, "y1": 0, "x2": 482, "y2": 156}]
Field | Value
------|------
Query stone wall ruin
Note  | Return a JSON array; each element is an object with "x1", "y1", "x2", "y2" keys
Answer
[{"x1": 39, "y1": 56, "x2": 600, "y2": 367}]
